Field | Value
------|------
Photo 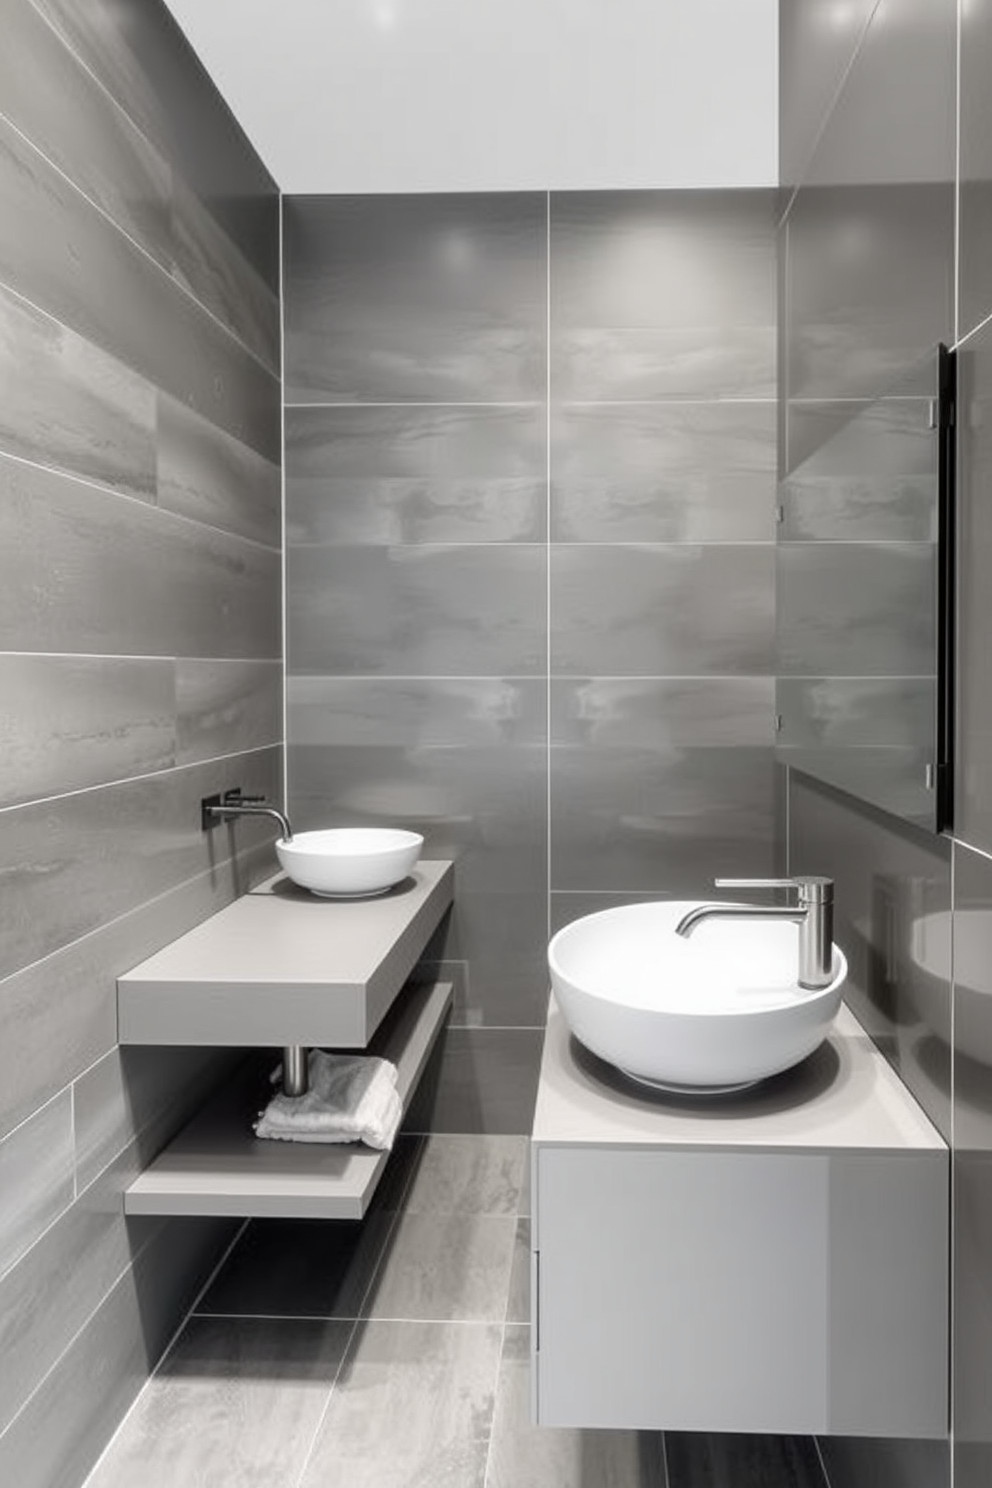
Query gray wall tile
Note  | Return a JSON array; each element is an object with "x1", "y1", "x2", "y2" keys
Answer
[
  {"x1": 551, "y1": 190, "x2": 777, "y2": 400},
  {"x1": 779, "y1": 0, "x2": 877, "y2": 193},
  {"x1": 956, "y1": 325, "x2": 992, "y2": 854},
  {"x1": 403, "y1": 1028, "x2": 544, "y2": 1136},
  {"x1": 960, "y1": 0, "x2": 992, "y2": 340},
  {"x1": 0, "y1": 115, "x2": 280, "y2": 460},
  {"x1": 284, "y1": 193, "x2": 547, "y2": 402},
  {"x1": 551, "y1": 402, "x2": 777, "y2": 543},
  {"x1": 0, "y1": 455, "x2": 281, "y2": 659},
  {"x1": 286, "y1": 404, "x2": 546, "y2": 545},
  {"x1": 0, "y1": 285, "x2": 157, "y2": 501},
  {"x1": 288, "y1": 544, "x2": 546, "y2": 676},
  {"x1": 551, "y1": 545, "x2": 775, "y2": 676},
  {"x1": 157, "y1": 394, "x2": 282, "y2": 548},
  {"x1": 176, "y1": 659, "x2": 282, "y2": 765},
  {"x1": 0, "y1": 655, "x2": 176, "y2": 810},
  {"x1": 0, "y1": 1092, "x2": 74, "y2": 1281}
]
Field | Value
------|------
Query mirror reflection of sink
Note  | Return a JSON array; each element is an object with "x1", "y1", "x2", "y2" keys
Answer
[
  {"x1": 548, "y1": 901, "x2": 848, "y2": 1094},
  {"x1": 276, "y1": 828, "x2": 424, "y2": 898},
  {"x1": 912, "y1": 910, "x2": 992, "y2": 1067}
]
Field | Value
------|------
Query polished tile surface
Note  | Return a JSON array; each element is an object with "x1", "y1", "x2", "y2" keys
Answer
[
  {"x1": 665, "y1": 1432, "x2": 827, "y2": 1488},
  {"x1": 955, "y1": 322, "x2": 992, "y2": 855},
  {"x1": 958, "y1": 0, "x2": 992, "y2": 340},
  {"x1": 403, "y1": 1028, "x2": 545, "y2": 1135},
  {"x1": 778, "y1": 0, "x2": 877, "y2": 192}
]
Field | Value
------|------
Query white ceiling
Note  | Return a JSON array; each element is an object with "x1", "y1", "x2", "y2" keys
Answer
[{"x1": 163, "y1": 0, "x2": 778, "y2": 195}]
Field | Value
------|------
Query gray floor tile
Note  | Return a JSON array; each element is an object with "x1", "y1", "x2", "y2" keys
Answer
[
  {"x1": 85, "y1": 1315, "x2": 349, "y2": 1488},
  {"x1": 486, "y1": 1326, "x2": 664, "y2": 1488},
  {"x1": 401, "y1": 1135, "x2": 527, "y2": 1216},
  {"x1": 505, "y1": 1219, "x2": 531, "y2": 1325},
  {"x1": 299, "y1": 1319, "x2": 502, "y2": 1488},
  {"x1": 664, "y1": 1432, "x2": 828, "y2": 1488},
  {"x1": 362, "y1": 1211, "x2": 516, "y2": 1322}
]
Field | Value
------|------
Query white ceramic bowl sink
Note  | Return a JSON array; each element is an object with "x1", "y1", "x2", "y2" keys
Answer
[
  {"x1": 276, "y1": 828, "x2": 423, "y2": 898},
  {"x1": 549, "y1": 900, "x2": 848, "y2": 1093}
]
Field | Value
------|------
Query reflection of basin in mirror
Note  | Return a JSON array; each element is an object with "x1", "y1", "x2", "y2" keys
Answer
[
  {"x1": 276, "y1": 828, "x2": 424, "y2": 898},
  {"x1": 548, "y1": 902, "x2": 848, "y2": 1094},
  {"x1": 912, "y1": 911, "x2": 992, "y2": 1067}
]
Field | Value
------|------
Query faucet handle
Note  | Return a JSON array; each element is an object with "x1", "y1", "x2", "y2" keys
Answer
[{"x1": 715, "y1": 876, "x2": 833, "y2": 901}]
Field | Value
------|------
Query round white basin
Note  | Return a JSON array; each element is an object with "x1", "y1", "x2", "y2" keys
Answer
[
  {"x1": 548, "y1": 900, "x2": 847, "y2": 1092},
  {"x1": 276, "y1": 828, "x2": 424, "y2": 897}
]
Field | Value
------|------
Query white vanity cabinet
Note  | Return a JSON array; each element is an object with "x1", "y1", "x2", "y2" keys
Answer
[{"x1": 531, "y1": 1001, "x2": 948, "y2": 1439}]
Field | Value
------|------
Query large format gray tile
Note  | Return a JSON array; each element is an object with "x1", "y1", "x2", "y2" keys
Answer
[
  {"x1": 776, "y1": 543, "x2": 934, "y2": 677},
  {"x1": 953, "y1": 845, "x2": 992, "y2": 1147},
  {"x1": 85, "y1": 1315, "x2": 348, "y2": 1488},
  {"x1": 284, "y1": 194, "x2": 546, "y2": 402},
  {"x1": 0, "y1": 843, "x2": 275, "y2": 1142},
  {"x1": 28, "y1": 0, "x2": 279, "y2": 290},
  {"x1": 817, "y1": 1438, "x2": 948, "y2": 1488},
  {"x1": 400, "y1": 1135, "x2": 527, "y2": 1216},
  {"x1": 176, "y1": 659, "x2": 282, "y2": 765},
  {"x1": 0, "y1": 284, "x2": 156, "y2": 501},
  {"x1": 0, "y1": 0, "x2": 278, "y2": 371},
  {"x1": 298, "y1": 1320, "x2": 502, "y2": 1488},
  {"x1": 665, "y1": 1433, "x2": 827, "y2": 1488},
  {"x1": 779, "y1": 0, "x2": 877, "y2": 193},
  {"x1": 0, "y1": 1092, "x2": 74, "y2": 1281},
  {"x1": 0, "y1": 114, "x2": 280, "y2": 460},
  {"x1": 486, "y1": 1326, "x2": 663, "y2": 1488},
  {"x1": 0, "y1": 746, "x2": 281, "y2": 982},
  {"x1": 404, "y1": 1028, "x2": 544, "y2": 1136},
  {"x1": 0, "y1": 655, "x2": 175, "y2": 810},
  {"x1": 157, "y1": 395, "x2": 282, "y2": 548},
  {"x1": 955, "y1": 0, "x2": 992, "y2": 340},
  {"x1": 286, "y1": 404, "x2": 546, "y2": 545},
  {"x1": 362, "y1": 1212, "x2": 516, "y2": 1322},
  {"x1": 551, "y1": 402, "x2": 776, "y2": 543},
  {"x1": 551, "y1": 545, "x2": 775, "y2": 676},
  {"x1": 505, "y1": 1221, "x2": 531, "y2": 1325},
  {"x1": 551, "y1": 190, "x2": 777, "y2": 401},
  {"x1": 288, "y1": 544, "x2": 546, "y2": 676},
  {"x1": 789, "y1": 771, "x2": 952, "y2": 1141},
  {"x1": 0, "y1": 455, "x2": 281, "y2": 659},
  {"x1": 956, "y1": 323, "x2": 992, "y2": 855}
]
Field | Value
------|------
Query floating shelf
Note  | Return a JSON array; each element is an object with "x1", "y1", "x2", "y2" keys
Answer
[
  {"x1": 117, "y1": 861, "x2": 454, "y2": 1048},
  {"x1": 124, "y1": 978, "x2": 452, "y2": 1220}
]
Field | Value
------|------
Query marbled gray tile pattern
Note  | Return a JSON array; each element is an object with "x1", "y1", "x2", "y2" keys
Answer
[
  {"x1": 176, "y1": 659, "x2": 282, "y2": 765},
  {"x1": 299, "y1": 1320, "x2": 502, "y2": 1488},
  {"x1": 400, "y1": 1135, "x2": 527, "y2": 1216},
  {"x1": 505, "y1": 1221, "x2": 531, "y2": 1325},
  {"x1": 553, "y1": 677, "x2": 776, "y2": 750},
  {"x1": 284, "y1": 193, "x2": 547, "y2": 402},
  {"x1": 552, "y1": 402, "x2": 776, "y2": 543},
  {"x1": 362, "y1": 1211, "x2": 516, "y2": 1322},
  {"x1": 0, "y1": 655, "x2": 175, "y2": 810},
  {"x1": 404, "y1": 1028, "x2": 544, "y2": 1135},
  {"x1": 286, "y1": 404, "x2": 546, "y2": 545},
  {"x1": 0, "y1": 284, "x2": 157, "y2": 501},
  {"x1": 665, "y1": 1433, "x2": 828, "y2": 1488},
  {"x1": 0, "y1": 455, "x2": 281, "y2": 659},
  {"x1": 288, "y1": 543, "x2": 546, "y2": 676},
  {"x1": 157, "y1": 395, "x2": 282, "y2": 548},
  {"x1": 0, "y1": 1091, "x2": 74, "y2": 1281},
  {"x1": 551, "y1": 545, "x2": 775, "y2": 677}
]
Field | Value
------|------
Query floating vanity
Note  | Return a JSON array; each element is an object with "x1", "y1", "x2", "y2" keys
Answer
[
  {"x1": 531, "y1": 997, "x2": 948, "y2": 1440},
  {"x1": 117, "y1": 861, "x2": 454, "y2": 1220}
]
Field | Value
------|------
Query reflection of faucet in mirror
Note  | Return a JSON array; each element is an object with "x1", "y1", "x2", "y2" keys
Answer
[{"x1": 675, "y1": 877, "x2": 835, "y2": 991}]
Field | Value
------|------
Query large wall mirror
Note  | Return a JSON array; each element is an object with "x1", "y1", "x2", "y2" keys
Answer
[{"x1": 775, "y1": 344, "x2": 956, "y2": 833}]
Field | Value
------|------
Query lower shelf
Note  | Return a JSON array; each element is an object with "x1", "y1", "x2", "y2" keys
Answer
[{"x1": 124, "y1": 979, "x2": 452, "y2": 1221}]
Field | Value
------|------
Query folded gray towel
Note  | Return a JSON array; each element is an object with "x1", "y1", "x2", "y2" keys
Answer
[{"x1": 254, "y1": 1051, "x2": 402, "y2": 1149}]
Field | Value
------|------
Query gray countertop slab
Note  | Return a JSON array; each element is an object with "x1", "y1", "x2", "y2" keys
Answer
[
  {"x1": 533, "y1": 999, "x2": 945, "y2": 1155},
  {"x1": 117, "y1": 860, "x2": 453, "y2": 1047}
]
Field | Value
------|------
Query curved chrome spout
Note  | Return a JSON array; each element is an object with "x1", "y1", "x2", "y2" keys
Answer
[
  {"x1": 675, "y1": 876, "x2": 835, "y2": 991},
  {"x1": 206, "y1": 794, "x2": 294, "y2": 842},
  {"x1": 675, "y1": 903, "x2": 801, "y2": 937}
]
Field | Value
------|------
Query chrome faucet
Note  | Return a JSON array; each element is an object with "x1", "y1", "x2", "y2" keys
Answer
[
  {"x1": 674, "y1": 877, "x2": 835, "y2": 991},
  {"x1": 203, "y1": 789, "x2": 294, "y2": 842}
]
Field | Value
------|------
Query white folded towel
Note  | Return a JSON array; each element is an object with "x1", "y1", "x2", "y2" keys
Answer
[{"x1": 254, "y1": 1051, "x2": 402, "y2": 1150}]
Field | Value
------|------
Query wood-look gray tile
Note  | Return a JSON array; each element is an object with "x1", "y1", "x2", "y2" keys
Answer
[
  {"x1": 551, "y1": 190, "x2": 776, "y2": 400},
  {"x1": 298, "y1": 1320, "x2": 502, "y2": 1488},
  {"x1": 0, "y1": 284, "x2": 156, "y2": 501},
  {"x1": 84, "y1": 1315, "x2": 349, "y2": 1488},
  {"x1": 361, "y1": 1211, "x2": 516, "y2": 1322},
  {"x1": 776, "y1": 543, "x2": 934, "y2": 677},
  {"x1": 0, "y1": 1215, "x2": 236, "y2": 1488},
  {"x1": 176, "y1": 659, "x2": 282, "y2": 765},
  {"x1": 664, "y1": 1433, "x2": 828, "y2": 1488},
  {"x1": 550, "y1": 545, "x2": 775, "y2": 676},
  {"x1": 403, "y1": 1028, "x2": 544, "y2": 1136},
  {"x1": 0, "y1": 654, "x2": 175, "y2": 810},
  {"x1": 0, "y1": 745, "x2": 281, "y2": 982},
  {"x1": 286, "y1": 404, "x2": 546, "y2": 545},
  {"x1": 157, "y1": 394, "x2": 282, "y2": 548},
  {"x1": 551, "y1": 402, "x2": 776, "y2": 543},
  {"x1": 486, "y1": 1326, "x2": 664, "y2": 1488},
  {"x1": 399, "y1": 1136, "x2": 527, "y2": 1216},
  {"x1": 956, "y1": 324, "x2": 992, "y2": 854},
  {"x1": 283, "y1": 193, "x2": 547, "y2": 402},
  {"x1": 0, "y1": 114, "x2": 280, "y2": 460},
  {"x1": 0, "y1": 843, "x2": 276, "y2": 1142},
  {"x1": 505, "y1": 1220, "x2": 531, "y2": 1325},
  {"x1": 196, "y1": 1214, "x2": 396, "y2": 1321},
  {"x1": 0, "y1": 455, "x2": 281, "y2": 659},
  {"x1": 0, "y1": 1091, "x2": 74, "y2": 1281},
  {"x1": 288, "y1": 543, "x2": 546, "y2": 676}
]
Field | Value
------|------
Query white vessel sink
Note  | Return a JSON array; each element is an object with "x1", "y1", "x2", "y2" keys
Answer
[
  {"x1": 276, "y1": 828, "x2": 424, "y2": 898},
  {"x1": 548, "y1": 901, "x2": 847, "y2": 1093}
]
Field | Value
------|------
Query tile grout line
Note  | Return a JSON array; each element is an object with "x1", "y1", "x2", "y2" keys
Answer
[
  {"x1": 546, "y1": 188, "x2": 553, "y2": 954},
  {"x1": 280, "y1": 192, "x2": 289, "y2": 814}
]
